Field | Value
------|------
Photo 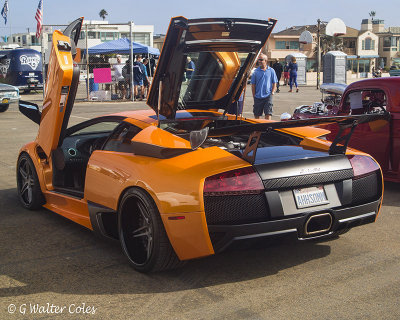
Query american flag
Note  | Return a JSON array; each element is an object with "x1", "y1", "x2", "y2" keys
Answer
[
  {"x1": 1, "y1": 0, "x2": 8, "y2": 25},
  {"x1": 35, "y1": 0, "x2": 43, "y2": 39}
]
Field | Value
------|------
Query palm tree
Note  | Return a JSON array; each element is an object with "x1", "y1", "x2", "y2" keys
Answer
[
  {"x1": 99, "y1": 9, "x2": 108, "y2": 21},
  {"x1": 369, "y1": 11, "x2": 376, "y2": 20},
  {"x1": 316, "y1": 35, "x2": 344, "y2": 55}
]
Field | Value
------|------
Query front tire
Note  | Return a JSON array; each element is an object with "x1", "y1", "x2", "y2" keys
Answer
[
  {"x1": 118, "y1": 188, "x2": 183, "y2": 272},
  {"x1": 0, "y1": 104, "x2": 9, "y2": 112},
  {"x1": 16, "y1": 153, "x2": 45, "y2": 210}
]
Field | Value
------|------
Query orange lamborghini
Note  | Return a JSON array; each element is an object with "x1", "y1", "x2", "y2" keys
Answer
[{"x1": 17, "y1": 17, "x2": 386, "y2": 272}]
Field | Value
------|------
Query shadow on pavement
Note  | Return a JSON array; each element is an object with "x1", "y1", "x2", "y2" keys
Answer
[{"x1": 2, "y1": 183, "x2": 381, "y2": 297}]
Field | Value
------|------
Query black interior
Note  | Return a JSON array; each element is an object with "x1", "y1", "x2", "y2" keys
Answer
[{"x1": 52, "y1": 117, "x2": 125, "y2": 197}]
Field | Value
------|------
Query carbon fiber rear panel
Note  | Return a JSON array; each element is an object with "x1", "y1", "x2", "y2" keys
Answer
[{"x1": 204, "y1": 194, "x2": 268, "y2": 225}]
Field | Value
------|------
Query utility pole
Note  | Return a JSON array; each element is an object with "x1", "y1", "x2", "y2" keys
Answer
[{"x1": 317, "y1": 19, "x2": 321, "y2": 89}]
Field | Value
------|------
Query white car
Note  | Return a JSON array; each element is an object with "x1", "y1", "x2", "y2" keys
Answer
[{"x1": 0, "y1": 83, "x2": 20, "y2": 112}]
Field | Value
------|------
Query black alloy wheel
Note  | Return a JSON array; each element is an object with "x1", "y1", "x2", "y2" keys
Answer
[
  {"x1": 118, "y1": 188, "x2": 183, "y2": 272},
  {"x1": 16, "y1": 153, "x2": 45, "y2": 210}
]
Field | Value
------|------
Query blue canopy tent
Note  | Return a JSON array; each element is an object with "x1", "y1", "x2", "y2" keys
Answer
[{"x1": 87, "y1": 38, "x2": 159, "y2": 55}]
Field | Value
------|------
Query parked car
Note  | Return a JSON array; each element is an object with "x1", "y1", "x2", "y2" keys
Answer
[
  {"x1": 290, "y1": 78, "x2": 400, "y2": 182},
  {"x1": 388, "y1": 65, "x2": 400, "y2": 77},
  {"x1": 291, "y1": 83, "x2": 347, "y2": 120},
  {"x1": 0, "y1": 83, "x2": 20, "y2": 112},
  {"x1": 17, "y1": 17, "x2": 385, "y2": 273},
  {"x1": 0, "y1": 48, "x2": 43, "y2": 92}
]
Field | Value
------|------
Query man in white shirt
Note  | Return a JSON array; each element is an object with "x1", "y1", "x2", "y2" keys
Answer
[{"x1": 113, "y1": 55, "x2": 126, "y2": 99}]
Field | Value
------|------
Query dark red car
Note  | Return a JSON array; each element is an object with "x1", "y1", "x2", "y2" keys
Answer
[{"x1": 292, "y1": 78, "x2": 398, "y2": 182}]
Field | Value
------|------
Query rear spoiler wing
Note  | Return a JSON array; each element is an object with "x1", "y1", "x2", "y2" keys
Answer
[{"x1": 208, "y1": 112, "x2": 391, "y2": 164}]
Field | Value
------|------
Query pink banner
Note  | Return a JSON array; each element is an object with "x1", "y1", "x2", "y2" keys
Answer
[{"x1": 93, "y1": 68, "x2": 112, "y2": 83}]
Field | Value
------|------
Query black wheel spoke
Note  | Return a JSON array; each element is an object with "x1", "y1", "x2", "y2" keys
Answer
[
  {"x1": 20, "y1": 182, "x2": 29, "y2": 196},
  {"x1": 137, "y1": 202, "x2": 149, "y2": 222},
  {"x1": 146, "y1": 230, "x2": 153, "y2": 259},
  {"x1": 19, "y1": 166, "x2": 28, "y2": 180},
  {"x1": 132, "y1": 225, "x2": 148, "y2": 238}
]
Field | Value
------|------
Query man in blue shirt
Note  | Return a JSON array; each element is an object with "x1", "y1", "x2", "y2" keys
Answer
[
  {"x1": 186, "y1": 57, "x2": 195, "y2": 80},
  {"x1": 251, "y1": 54, "x2": 278, "y2": 120}
]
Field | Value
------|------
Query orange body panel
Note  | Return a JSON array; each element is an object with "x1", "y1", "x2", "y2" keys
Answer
[
  {"x1": 43, "y1": 192, "x2": 91, "y2": 229},
  {"x1": 213, "y1": 52, "x2": 241, "y2": 100},
  {"x1": 84, "y1": 135, "x2": 250, "y2": 259},
  {"x1": 37, "y1": 31, "x2": 74, "y2": 157}
]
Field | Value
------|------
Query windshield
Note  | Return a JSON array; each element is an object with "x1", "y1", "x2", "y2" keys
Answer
[{"x1": 178, "y1": 51, "x2": 250, "y2": 108}]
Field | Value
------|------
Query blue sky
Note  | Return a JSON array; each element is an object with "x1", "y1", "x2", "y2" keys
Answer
[{"x1": 0, "y1": 0, "x2": 398, "y2": 37}]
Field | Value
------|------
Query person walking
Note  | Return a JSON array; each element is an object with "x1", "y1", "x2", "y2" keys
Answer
[
  {"x1": 288, "y1": 57, "x2": 299, "y2": 92},
  {"x1": 251, "y1": 53, "x2": 278, "y2": 120},
  {"x1": 272, "y1": 59, "x2": 283, "y2": 93},
  {"x1": 283, "y1": 62, "x2": 289, "y2": 85}
]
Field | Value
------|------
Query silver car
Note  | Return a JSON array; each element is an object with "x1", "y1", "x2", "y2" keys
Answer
[{"x1": 0, "y1": 83, "x2": 20, "y2": 112}]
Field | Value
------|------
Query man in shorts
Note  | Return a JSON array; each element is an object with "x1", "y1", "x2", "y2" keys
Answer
[
  {"x1": 113, "y1": 55, "x2": 126, "y2": 99},
  {"x1": 133, "y1": 55, "x2": 145, "y2": 100},
  {"x1": 251, "y1": 53, "x2": 278, "y2": 120}
]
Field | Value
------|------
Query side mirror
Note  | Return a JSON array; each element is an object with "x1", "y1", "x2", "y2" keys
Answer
[{"x1": 19, "y1": 100, "x2": 41, "y2": 124}]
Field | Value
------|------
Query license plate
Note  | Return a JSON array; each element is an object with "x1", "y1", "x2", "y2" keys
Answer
[
  {"x1": 293, "y1": 186, "x2": 329, "y2": 209},
  {"x1": 1, "y1": 98, "x2": 9, "y2": 104}
]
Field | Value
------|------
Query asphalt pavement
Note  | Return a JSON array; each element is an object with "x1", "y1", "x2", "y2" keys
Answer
[{"x1": 1, "y1": 86, "x2": 400, "y2": 320}]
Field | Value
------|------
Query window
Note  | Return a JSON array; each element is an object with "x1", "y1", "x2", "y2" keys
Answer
[
  {"x1": 103, "y1": 123, "x2": 141, "y2": 153},
  {"x1": 306, "y1": 59, "x2": 316, "y2": 72},
  {"x1": 344, "y1": 89, "x2": 387, "y2": 115},
  {"x1": 100, "y1": 32, "x2": 115, "y2": 41},
  {"x1": 69, "y1": 121, "x2": 121, "y2": 135},
  {"x1": 133, "y1": 33, "x2": 150, "y2": 46},
  {"x1": 275, "y1": 41, "x2": 286, "y2": 49},
  {"x1": 275, "y1": 41, "x2": 299, "y2": 50},
  {"x1": 79, "y1": 31, "x2": 85, "y2": 40},
  {"x1": 383, "y1": 37, "x2": 391, "y2": 48},
  {"x1": 178, "y1": 51, "x2": 249, "y2": 106},
  {"x1": 88, "y1": 31, "x2": 97, "y2": 39},
  {"x1": 363, "y1": 37, "x2": 374, "y2": 50}
]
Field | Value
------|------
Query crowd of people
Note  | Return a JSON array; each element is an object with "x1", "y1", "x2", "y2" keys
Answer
[
  {"x1": 109, "y1": 52, "x2": 298, "y2": 121},
  {"x1": 111, "y1": 54, "x2": 156, "y2": 100}
]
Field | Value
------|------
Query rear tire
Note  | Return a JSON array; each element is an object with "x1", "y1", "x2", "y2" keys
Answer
[
  {"x1": 0, "y1": 104, "x2": 9, "y2": 112},
  {"x1": 118, "y1": 188, "x2": 184, "y2": 272},
  {"x1": 16, "y1": 153, "x2": 45, "y2": 210}
]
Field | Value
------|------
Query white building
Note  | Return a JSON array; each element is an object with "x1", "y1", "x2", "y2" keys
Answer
[{"x1": 2, "y1": 20, "x2": 154, "y2": 63}]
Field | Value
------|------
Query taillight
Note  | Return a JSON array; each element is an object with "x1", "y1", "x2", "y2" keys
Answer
[
  {"x1": 347, "y1": 155, "x2": 380, "y2": 178},
  {"x1": 204, "y1": 167, "x2": 264, "y2": 196}
]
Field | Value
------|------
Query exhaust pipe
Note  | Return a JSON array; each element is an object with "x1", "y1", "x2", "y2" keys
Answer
[{"x1": 304, "y1": 213, "x2": 332, "y2": 236}]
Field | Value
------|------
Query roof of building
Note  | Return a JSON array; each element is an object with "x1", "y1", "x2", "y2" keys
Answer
[
  {"x1": 387, "y1": 27, "x2": 400, "y2": 34},
  {"x1": 274, "y1": 24, "x2": 359, "y2": 38}
]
